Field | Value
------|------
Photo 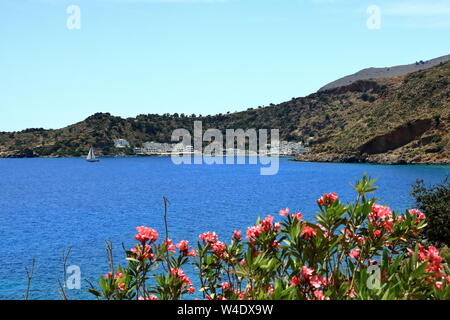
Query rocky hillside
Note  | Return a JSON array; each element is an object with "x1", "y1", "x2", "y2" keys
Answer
[
  {"x1": 298, "y1": 61, "x2": 450, "y2": 164},
  {"x1": 0, "y1": 60, "x2": 449, "y2": 164}
]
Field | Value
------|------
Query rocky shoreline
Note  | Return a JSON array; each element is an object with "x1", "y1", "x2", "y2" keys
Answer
[
  {"x1": 294, "y1": 152, "x2": 450, "y2": 165},
  {"x1": 1, "y1": 151, "x2": 449, "y2": 166}
]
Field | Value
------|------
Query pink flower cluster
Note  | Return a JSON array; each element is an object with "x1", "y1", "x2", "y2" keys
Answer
[
  {"x1": 245, "y1": 215, "x2": 280, "y2": 243},
  {"x1": 232, "y1": 230, "x2": 242, "y2": 242},
  {"x1": 211, "y1": 241, "x2": 227, "y2": 257},
  {"x1": 165, "y1": 238, "x2": 176, "y2": 253},
  {"x1": 176, "y1": 240, "x2": 197, "y2": 257},
  {"x1": 407, "y1": 244, "x2": 450, "y2": 290},
  {"x1": 369, "y1": 204, "x2": 426, "y2": 238},
  {"x1": 291, "y1": 266, "x2": 329, "y2": 300},
  {"x1": 343, "y1": 228, "x2": 366, "y2": 245},
  {"x1": 368, "y1": 204, "x2": 395, "y2": 235},
  {"x1": 138, "y1": 295, "x2": 158, "y2": 300},
  {"x1": 349, "y1": 249, "x2": 361, "y2": 260},
  {"x1": 415, "y1": 245, "x2": 444, "y2": 278},
  {"x1": 301, "y1": 226, "x2": 317, "y2": 240},
  {"x1": 104, "y1": 270, "x2": 124, "y2": 280},
  {"x1": 135, "y1": 226, "x2": 158, "y2": 244},
  {"x1": 221, "y1": 281, "x2": 231, "y2": 291},
  {"x1": 130, "y1": 244, "x2": 154, "y2": 261},
  {"x1": 317, "y1": 192, "x2": 338, "y2": 207},
  {"x1": 408, "y1": 209, "x2": 426, "y2": 223},
  {"x1": 199, "y1": 232, "x2": 219, "y2": 244},
  {"x1": 104, "y1": 271, "x2": 126, "y2": 291},
  {"x1": 170, "y1": 268, "x2": 195, "y2": 294},
  {"x1": 199, "y1": 231, "x2": 228, "y2": 258},
  {"x1": 279, "y1": 208, "x2": 303, "y2": 221}
]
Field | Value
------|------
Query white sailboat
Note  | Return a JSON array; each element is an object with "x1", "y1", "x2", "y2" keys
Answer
[{"x1": 86, "y1": 146, "x2": 100, "y2": 162}]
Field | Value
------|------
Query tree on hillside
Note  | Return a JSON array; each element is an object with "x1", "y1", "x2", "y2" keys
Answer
[{"x1": 412, "y1": 177, "x2": 450, "y2": 247}]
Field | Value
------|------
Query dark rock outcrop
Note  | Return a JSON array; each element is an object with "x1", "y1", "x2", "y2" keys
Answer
[{"x1": 359, "y1": 119, "x2": 434, "y2": 155}]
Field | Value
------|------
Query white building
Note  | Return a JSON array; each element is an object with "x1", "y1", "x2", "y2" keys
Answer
[
  {"x1": 278, "y1": 141, "x2": 307, "y2": 155},
  {"x1": 114, "y1": 139, "x2": 130, "y2": 148}
]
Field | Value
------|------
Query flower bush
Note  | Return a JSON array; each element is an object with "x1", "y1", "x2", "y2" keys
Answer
[{"x1": 89, "y1": 175, "x2": 450, "y2": 300}]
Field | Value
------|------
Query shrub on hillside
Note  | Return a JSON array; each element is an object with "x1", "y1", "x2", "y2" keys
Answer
[
  {"x1": 412, "y1": 178, "x2": 450, "y2": 247},
  {"x1": 89, "y1": 176, "x2": 450, "y2": 300}
]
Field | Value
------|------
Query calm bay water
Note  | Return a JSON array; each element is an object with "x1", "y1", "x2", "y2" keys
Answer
[{"x1": 0, "y1": 157, "x2": 448, "y2": 300}]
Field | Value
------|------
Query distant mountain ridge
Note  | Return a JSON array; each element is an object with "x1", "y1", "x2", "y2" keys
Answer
[
  {"x1": 318, "y1": 54, "x2": 450, "y2": 92},
  {"x1": 1, "y1": 56, "x2": 449, "y2": 165}
]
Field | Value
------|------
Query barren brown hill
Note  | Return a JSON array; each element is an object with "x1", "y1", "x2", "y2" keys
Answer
[{"x1": 319, "y1": 54, "x2": 450, "y2": 92}]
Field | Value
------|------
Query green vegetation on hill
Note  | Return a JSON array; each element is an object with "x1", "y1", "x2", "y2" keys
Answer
[
  {"x1": 412, "y1": 178, "x2": 450, "y2": 247},
  {"x1": 0, "y1": 61, "x2": 449, "y2": 162}
]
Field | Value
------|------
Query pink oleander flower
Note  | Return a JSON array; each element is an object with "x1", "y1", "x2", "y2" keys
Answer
[
  {"x1": 317, "y1": 193, "x2": 338, "y2": 207},
  {"x1": 135, "y1": 226, "x2": 158, "y2": 244},
  {"x1": 408, "y1": 209, "x2": 426, "y2": 223},
  {"x1": 267, "y1": 284, "x2": 275, "y2": 296},
  {"x1": 309, "y1": 275, "x2": 326, "y2": 289},
  {"x1": 163, "y1": 238, "x2": 176, "y2": 253},
  {"x1": 260, "y1": 215, "x2": 274, "y2": 232},
  {"x1": 292, "y1": 212, "x2": 303, "y2": 221},
  {"x1": 130, "y1": 244, "x2": 154, "y2": 260},
  {"x1": 347, "y1": 288, "x2": 356, "y2": 298},
  {"x1": 349, "y1": 249, "x2": 361, "y2": 260},
  {"x1": 271, "y1": 240, "x2": 280, "y2": 250},
  {"x1": 176, "y1": 240, "x2": 190, "y2": 252},
  {"x1": 370, "y1": 204, "x2": 392, "y2": 221},
  {"x1": 291, "y1": 276, "x2": 300, "y2": 286},
  {"x1": 301, "y1": 226, "x2": 317, "y2": 240},
  {"x1": 104, "y1": 272, "x2": 112, "y2": 279},
  {"x1": 313, "y1": 290, "x2": 330, "y2": 300},
  {"x1": 301, "y1": 266, "x2": 314, "y2": 279},
  {"x1": 383, "y1": 219, "x2": 394, "y2": 233},
  {"x1": 279, "y1": 208, "x2": 290, "y2": 216},
  {"x1": 221, "y1": 282, "x2": 231, "y2": 291},
  {"x1": 373, "y1": 229, "x2": 382, "y2": 238},
  {"x1": 117, "y1": 282, "x2": 125, "y2": 291},
  {"x1": 435, "y1": 281, "x2": 443, "y2": 289},
  {"x1": 176, "y1": 240, "x2": 194, "y2": 257},
  {"x1": 246, "y1": 225, "x2": 263, "y2": 240},
  {"x1": 211, "y1": 241, "x2": 226, "y2": 256},
  {"x1": 188, "y1": 249, "x2": 197, "y2": 257},
  {"x1": 274, "y1": 223, "x2": 281, "y2": 232},
  {"x1": 138, "y1": 295, "x2": 158, "y2": 300},
  {"x1": 355, "y1": 235, "x2": 366, "y2": 244},
  {"x1": 317, "y1": 224, "x2": 329, "y2": 238},
  {"x1": 232, "y1": 230, "x2": 242, "y2": 241},
  {"x1": 199, "y1": 232, "x2": 219, "y2": 244},
  {"x1": 416, "y1": 245, "x2": 444, "y2": 278},
  {"x1": 170, "y1": 268, "x2": 193, "y2": 288}
]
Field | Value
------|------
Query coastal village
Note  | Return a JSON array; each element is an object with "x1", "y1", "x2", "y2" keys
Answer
[{"x1": 113, "y1": 139, "x2": 308, "y2": 157}]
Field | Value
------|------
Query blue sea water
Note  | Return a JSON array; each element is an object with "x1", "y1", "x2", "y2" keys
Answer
[{"x1": 0, "y1": 157, "x2": 448, "y2": 300}]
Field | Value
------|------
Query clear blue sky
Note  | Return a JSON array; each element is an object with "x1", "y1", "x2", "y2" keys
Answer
[{"x1": 1, "y1": 0, "x2": 449, "y2": 131}]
